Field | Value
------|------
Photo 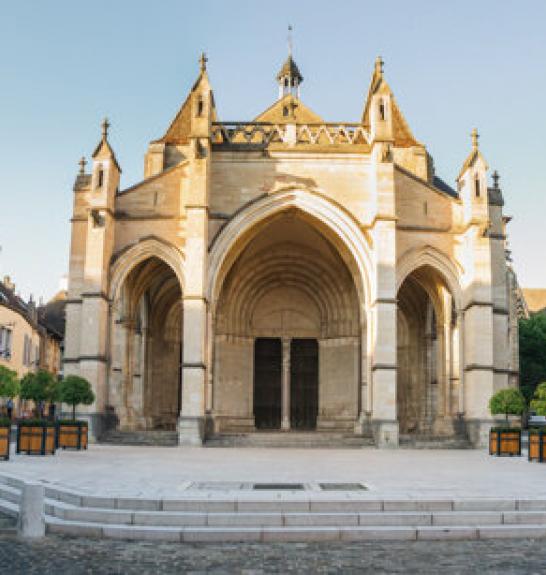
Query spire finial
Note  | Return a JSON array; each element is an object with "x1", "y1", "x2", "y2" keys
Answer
[
  {"x1": 471, "y1": 127, "x2": 479, "y2": 150},
  {"x1": 101, "y1": 117, "x2": 110, "y2": 139},
  {"x1": 287, "y1": 25, "x2": 293, "y2": 57},
  {"x1": 375, "y1": 55, "x2": 384, "y2": 76},
  {"x1": 78, "y1": 156, "x2": 87, "y2": 175},
  {"x1": 492, "y1": 170, "x2": 500, "y2": 189},
  {"x1": 199, "y1": 52, "x2": 208, "y2": 72}
]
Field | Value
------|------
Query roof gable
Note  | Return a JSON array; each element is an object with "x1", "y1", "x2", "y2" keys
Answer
[{"x1": 254, "y1": 95, "x2": 323, "y2": 124}]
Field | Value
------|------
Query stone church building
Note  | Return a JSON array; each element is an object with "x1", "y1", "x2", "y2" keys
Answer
[{"x1": 64, "y1": 53, "x2": 518, "y2": 448}]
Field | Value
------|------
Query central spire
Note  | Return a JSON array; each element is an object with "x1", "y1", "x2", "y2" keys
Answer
[{"x1": 277, "y1": 25, "x2": 303, "y2": 100}]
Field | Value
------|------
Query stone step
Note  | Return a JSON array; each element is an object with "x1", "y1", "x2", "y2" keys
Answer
[
  {"x1": 99, "y1": 430, "x2": 178, "y2": 446},
  {"x1": 205, "y1": 432, "x2": 375, "y2": 448},
  {"x1": 45, "y1": 518, "x2": 546, "y2": 542},
  {"x1": 399, "y1": 435, "x2": 472, "y2": 449}
]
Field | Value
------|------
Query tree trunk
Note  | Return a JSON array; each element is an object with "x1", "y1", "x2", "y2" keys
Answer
[{"x1": 72, "y1": 404, "x2": 76, "y2": 420}]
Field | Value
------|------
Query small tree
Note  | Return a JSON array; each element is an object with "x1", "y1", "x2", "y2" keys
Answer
[
  {"x1": 530, "y1": 382, "x2": 546, "y2": 416},
  {"x1": 19, "y1": 370, "x2": 57, "y2": 418},
  {"x1": 489, "y1": 388, "x2": 526, "y2": 424},
  {"x1": 0, "y1": 366, "x2": 19, "y2": 400},
  {"x1": 58, "y1": 376, "x2": 95, "y2": 420}
]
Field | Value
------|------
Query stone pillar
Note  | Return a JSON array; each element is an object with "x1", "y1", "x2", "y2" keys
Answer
[
  {"x1": 17, "y1": 482, "x2": 45, "y2": 539},
  {"x1": 281, "y1": 337, "x2": 291, "y2": 431}
]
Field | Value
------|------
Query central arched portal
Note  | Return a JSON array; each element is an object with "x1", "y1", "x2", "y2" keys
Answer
[
  {"x1": 212, "y1": 210, "x2": 362, "y2": 434},
  {"x1": 109, "y1": 256, "x2": 183, "y2": 431}
]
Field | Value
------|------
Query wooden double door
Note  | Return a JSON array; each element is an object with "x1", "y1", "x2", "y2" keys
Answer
[{"x1": 253, "y1": 338, "x2": 318, "y2": 430}]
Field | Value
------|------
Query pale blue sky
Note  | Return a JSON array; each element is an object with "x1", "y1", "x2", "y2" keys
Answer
[{"x1": 1, "y1": 0, "x2": 545, "y2": 300}]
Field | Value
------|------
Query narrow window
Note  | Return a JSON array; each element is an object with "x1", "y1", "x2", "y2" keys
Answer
[
  {"x1": 474, "y1": 175, "x2": 481, "y2": 197},
  {"x1": 423, "y1": 201, "x2": 428, "y2": 215},
  {"x1": 284, "y1": 78, "x2": 289, "y2": 87},
  {"x1": 379, "y1": 100, "x2": 386, "y2": 121},
  {"x1": 197, "y1": 97, "x2": 204, "y2": 116},
  {"x1": 97, "y1": 167, "x2": 104, "y2": 188},
  {"x1": 283, "y1": 106, "x2": 289, "y2": 117}
]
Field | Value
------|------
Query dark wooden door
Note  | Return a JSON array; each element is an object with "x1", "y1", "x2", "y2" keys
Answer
[
  {"x1": 254, "y1": 338, "x2": 282, "y2": 429},
  {"x1": 290, "y1": 339, "x2": 319, "y2": 429}
]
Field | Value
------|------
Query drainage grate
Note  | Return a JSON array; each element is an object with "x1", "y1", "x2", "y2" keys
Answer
[
  {"x1": 253, "y1": 483, "x2": 305, "y2": 491},
  {"x1": 319, "y1": 483, "x2": 367, "y2": 491}
]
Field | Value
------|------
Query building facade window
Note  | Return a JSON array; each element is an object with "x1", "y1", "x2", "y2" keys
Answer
[{"x1": 0, "y1": 327, "x2": 12, "y2": 360}]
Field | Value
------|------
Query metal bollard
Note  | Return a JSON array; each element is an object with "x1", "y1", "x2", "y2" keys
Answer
[{"x1": 17, "y1": 481, "x2": 45, "y2": 538}]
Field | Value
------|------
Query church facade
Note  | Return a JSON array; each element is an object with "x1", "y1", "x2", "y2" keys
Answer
[{"x1": 64, "y1": 53, "x2": 519, "y2": 448}]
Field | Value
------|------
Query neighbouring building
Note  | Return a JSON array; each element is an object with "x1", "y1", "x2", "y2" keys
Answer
[
  {"x1": 0, "y1": 276, "x2": 64, "y2": 384},
  {"x1": 522, "y1": 289, "x2": 546, "y2": 316},
  {"x1": 64, "y1": 52, "x2": 519, "y2": 447}
]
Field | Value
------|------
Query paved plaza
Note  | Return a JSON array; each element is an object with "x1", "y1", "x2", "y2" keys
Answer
[
  {"x1": 1, "y1": 445, "x2": 545, "y2": 499},
  {"x1": 1, "y1": 532, "x2": 546, "y2": 574}
]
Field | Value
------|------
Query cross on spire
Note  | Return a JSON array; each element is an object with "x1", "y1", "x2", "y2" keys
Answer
[
  {"x1": 375, "y1": 55, "x2": 384, "y2": 77},
  {"x1": 471, "y1": 127, "x2": 479, "y2": 150},
  {"x1": 101, "y1": 117, "x2": 110, "y2": 139},
  {"x1": 199, "y1": 52, "x2": 208, "y2": 72},
  {"x1": 287, "y1": 25, "x2": 293, "y2": 57},
  {"x1": 492, "y1": 170, "x2": 500, "y2": 189},
  {"x1": 78, "y1": 156, "x2": 87, "y2": 175}
]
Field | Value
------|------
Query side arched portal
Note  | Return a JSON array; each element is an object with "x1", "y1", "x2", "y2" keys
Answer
[
  {"x1": 397, "y1": 264, "x2": 462, "y2": 437},
  {"x1": 109, "y1": 256, "x2": 183, "y2": 430}
]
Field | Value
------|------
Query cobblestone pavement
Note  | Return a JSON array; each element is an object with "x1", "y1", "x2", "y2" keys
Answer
[{"x1": 1, "y1": 534, "x2": 546, "y2": 574}]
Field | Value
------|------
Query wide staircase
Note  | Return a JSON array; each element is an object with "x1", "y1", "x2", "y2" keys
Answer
[
  {"x1": 2, "y1": 474, "x2": 546, "y2": 542},
  {"x1": 399, "y1": 434, "x2": 473, "y2": 449},
  {"x1": 100, "y1": 430, "x2": 178, "y2": 447},
  {"x1": 205, "y1": 431, "x2": 375, "y2": 448}
]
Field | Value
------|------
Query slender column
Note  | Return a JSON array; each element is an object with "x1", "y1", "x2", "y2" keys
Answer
[{"x1": 281, "y1": 337, "x2": 291, "y2": 430}]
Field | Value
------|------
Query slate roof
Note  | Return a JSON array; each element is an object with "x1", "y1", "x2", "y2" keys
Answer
[{"x1": 276, "y1": 56, "x2": 303, "y2": 82}]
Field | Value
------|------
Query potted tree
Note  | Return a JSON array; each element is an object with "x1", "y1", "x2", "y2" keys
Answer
[
  {"x1": 0, "y1": 366, "x2": 19, "y2": 460},
  {"x1": 57, "y1": 375, "x2": 95, "y2": 450},
  {"x1": 17, "y1": 370, "x2": 57, "y2": 455},
  {"x1": 529, "y1": 382, "x2": 546, "y2": 462},
  {"x1": 489, "y1": 388, "x2": 526, "y2": 457}
]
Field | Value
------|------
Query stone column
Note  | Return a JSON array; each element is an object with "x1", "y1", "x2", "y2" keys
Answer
[
  {"x1": 18, "y1": 482, "x2": 45, "y2": 539},
  {"x1": 281, "y1": 337, "x2": 291, "y2": 430}
]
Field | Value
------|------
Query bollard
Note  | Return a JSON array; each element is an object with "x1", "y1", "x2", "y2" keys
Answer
[{"x1": 17, "y1": 481, "x2": 45, "y2": 538}]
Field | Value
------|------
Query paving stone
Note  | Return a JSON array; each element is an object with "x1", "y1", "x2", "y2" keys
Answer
[
  {"x1": 262, "y1": 527, "x2": 341, "y2": 542},
  {"x1": 503, "y1": 511, "x2": 546, "y2": 524},
  {"x1": 182, "y1": 527, "x2": 261, "y2": 542},
  {"x1": 432, "y1": 512, "x2": 502, "y2": 526},
  {"x1": 283, "y1": 513, "x2": 358, "y2": 527},
  {"x1": 358, "y1": 512, "x2": 432, "y2": 526},
  {"x1": 340, "y1": 526, "x2": 417, "y2": 541},
  {"x1": 207, "y1": 512, "x2": 283, "y2": 527},
  {"x1": 102, "y1": 525, "x2": 182, "y2": 541},
  {"x1": 417, "y1": 527, "x2": 478, "y2": 540},
  {"x1": 453, "y1": 499, "x2": 516, "y2": 512},
  {"x1": 132, "y1": 511, "x2": 207, "y2": 527}
]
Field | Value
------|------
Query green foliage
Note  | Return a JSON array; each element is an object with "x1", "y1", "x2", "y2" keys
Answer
[
  {"x1": 19, "y1": 370, "x2": 58, "y2": 404},
  {"x1": 0, "y1": 366, "x2": 19, "y2": 399},
  {"x1": 489, "y1": 388, "x2": 527, "y2": 422},
  {"x1": 519, "y1": 315, "x2": 546, "y2": 401},
  {"x1": 17, "y1": 419, "x2": 55, "y2": 427},
  {"x1": 530, "y1": 382, "x2": 546, "y2": 416},
  {"x1": 58, "y1": 376, "x2": 95, "y2": 419},
  {"x1": 0, "y1": 417, "x2": 11, "y2": 426}
]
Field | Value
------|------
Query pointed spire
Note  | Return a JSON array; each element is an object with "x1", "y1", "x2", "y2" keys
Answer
[
  {"x1": 199, "y1": 52, "x2": 208, "y2": 73},
  {"x1": 471, "y1": 127, "x2": 479, "y2": 150},
  {"x1": 375, "y1": 55, "x2": 384, "y2": 77},
  {"x1": 78, "y1": 156, "x2": 87, "y2": 175},
  {"x1": 101, "y1": 117, "x2": 110, "y2": 140}
]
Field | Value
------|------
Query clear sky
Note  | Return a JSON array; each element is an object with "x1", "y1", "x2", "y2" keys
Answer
[{"x1": 1, "y1": 0, "x2": 545, "y2": 301}]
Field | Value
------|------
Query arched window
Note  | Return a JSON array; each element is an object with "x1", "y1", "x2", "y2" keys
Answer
[
  {"x1": 379, "y1": 100, "x2": 386, "y2": 121},
  {"x1": 474, "y1": 174, "x2": 481, "y2": 197}
]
